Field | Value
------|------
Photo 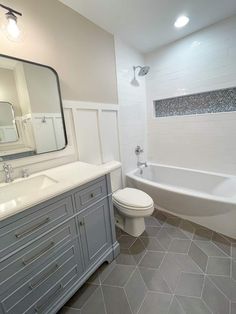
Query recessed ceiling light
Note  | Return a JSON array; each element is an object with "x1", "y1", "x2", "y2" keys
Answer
[{"x1": 174, "y1": 16, "x2": 189, "y2": 28}]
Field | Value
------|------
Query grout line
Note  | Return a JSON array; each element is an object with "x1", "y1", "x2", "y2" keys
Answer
[
  {"x1": 173, "y1": 296, "x2": 187, "y2": 314},
  {"x1": 100, "y1": 285, "x2": 108, "y2": 314},
  {"x1": 207, "y1": 275, "x2": 231, "y2": 303}
]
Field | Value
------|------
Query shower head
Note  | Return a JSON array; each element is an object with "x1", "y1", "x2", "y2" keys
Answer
[{"x1": 133, "y1": 65, "x2": 150, "y2": 76}]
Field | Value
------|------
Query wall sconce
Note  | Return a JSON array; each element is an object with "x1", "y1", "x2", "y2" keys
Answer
[{"x1": 0, "y1": 3, "x2": 22, "y2": 40}]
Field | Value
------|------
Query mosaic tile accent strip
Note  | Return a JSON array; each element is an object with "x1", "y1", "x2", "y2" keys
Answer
[{"x1": 154, "y1": 87, "x2": 236, "y2": 117}]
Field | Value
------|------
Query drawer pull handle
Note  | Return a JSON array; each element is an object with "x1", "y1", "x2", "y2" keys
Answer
[
  {"x1": 22, "y1": 241, "x2": 55, "y2": 266},
  {"x1": 34, "y1": 284, "x2": 63, "y2": 313},
  {"x1": 29, "y1": 263, "x2": 59, "y2": 290},
  {"x1": 15, "y1": 217, "x2": 50, "y2": 239},
  {"x1": 90, "y1": 193, "x2": 94, "y2": 198}
]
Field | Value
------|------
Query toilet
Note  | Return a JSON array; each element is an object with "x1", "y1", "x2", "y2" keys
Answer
[{"x1": 113, "y1": 187, "x2": 154, "y2": 237}]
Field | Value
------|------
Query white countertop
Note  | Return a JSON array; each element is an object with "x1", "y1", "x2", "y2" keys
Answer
[{"x1": 0, "y1": 160, "x2": 121, "y2": 222}]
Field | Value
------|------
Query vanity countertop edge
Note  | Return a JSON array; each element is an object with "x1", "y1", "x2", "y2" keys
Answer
[{"x1": 0, "y1": 160, "x2": 121, "y2": 222}]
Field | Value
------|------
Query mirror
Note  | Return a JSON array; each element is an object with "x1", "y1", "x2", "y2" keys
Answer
[
  {"x1": 0, "y1": 102, "x2": 18, "y2": 143},
  {"x1": 0, "y1": 54, "x2": 67, "y2": 161}
]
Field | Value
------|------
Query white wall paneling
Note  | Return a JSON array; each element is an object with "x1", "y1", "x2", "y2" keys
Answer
[{"x1": 64, "y1": 101, "x2": 121, "y2": 165}]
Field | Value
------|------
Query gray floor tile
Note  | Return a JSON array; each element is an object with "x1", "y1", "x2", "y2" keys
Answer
[
  {"x1": 87, "y1": 268, "x2": 100, "y2": 284},
  {"x1": 179, "y1": 220, "x2": 196, "y2": 239},
  {"x1": 194, "y1": 240, "x2": 227, "y2": 257},
  {"x1": 231, "y1": 302, "x2": 236, "y2": 314},
  {"x1": 159, "y1": 253, "x2": 183, "y2": 292},
  {"x1": 102, "y1": 285, "x2": 132, "y2": 314},
  {"x1": 139, "y1": 267, "x2": 171, "y2": 293},
  {"x1": 175, "y1": 272, "x2": 204, "y2": 297},
  {"x1": 154, "y1": 210, "x2": 168, "y2": 225},
  {"x1": 171, "y1": 253, "x2": 203, "y2": 274},
  {"x1": 125, "y1": 269, "x2": 147, "y2": 314},
  {"x1": 145, "y1": 216, "x2": 160, "y2": 226},
  {"x1": 116, "y1": 249, "x2": 137, "y2": 265},
  {"x1": 58, "y1": 307, "x2": 81, "y2": 314},
  {"x1": 168, "y1": 239, "x2": 191, "y2": 253},
  {"x1": 202, "y1": 277, "x2": 230, "y2": 314},
  {"x1": 176, "y1": 295, "x2": 212, "y2": 314},
  {"x1": 188, "y1": 242, "x2": 208, "y2": 272},
  {"x1": 118, "y1": 235, "x2": 136, "y2": 249},
  {"x1": 141, "y1": 237, "x2": 165, "y2": 251},
  {"x1": 168, "y1": 297, "x2": 185, "y2": 314},
  {"x1": 206, "y1": 257, "x2": 231, "y2": 276},
  {"x1": 81, "y1": 287, "x2": 106, "y2": 314},
  {"x1": 140, "y1": 226, "x2": 161, "y2": 237},
  {"x1": 208, "y1": 275, "x2": 236, "y2": 302},
  {"x1": 138, "y1": 291, "x2": 172, "y2": 314},
  {"x1": 99, "y1": 261, "x2": 117, "y2": 282},
  {"x1": 129, "y1": 238, "x2": 146, "y2": 263},
  {"x1": 156, "y1": 229, "x2": 172, "y2": 250},
  {"x1": 163, "y1": 227, "x2": 188, "y2": 239},
  {"x1": 232, "y1": 260, "x2": 236, "y2": 281},
  {"x1": 212, "y1": 232, "x2": 231, "y2": 256},
  {"x1": 65, "y1": 284, "x2": 99, "y2": 309},
  {"x1": 60, "y1": 211, "x2": 236, "y2": 314},
  {"x1": 102, "y1": 264, "x2": 135, "y2": 287},
  {"x1": 194, "y1": 228, "x2": 213, "y2": 241},
  {"x1": 163, "y1": 216, "x2": 181, "y2": 227},
  {"x1": 139, "y1": 251, "x2": 165, "y2": 268}
]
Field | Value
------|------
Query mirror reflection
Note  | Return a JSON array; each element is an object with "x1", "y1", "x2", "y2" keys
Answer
[
  {"x1": 0, "y1": 102, "x2": 18, "y2": 143},
  {"x1": 0, "y1": 55, "x2": 67, "y2": 161}
]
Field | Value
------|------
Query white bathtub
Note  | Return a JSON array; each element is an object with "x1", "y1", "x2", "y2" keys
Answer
[{"x1": 126, "y1": 163, "x2": 236, "y2": 239}]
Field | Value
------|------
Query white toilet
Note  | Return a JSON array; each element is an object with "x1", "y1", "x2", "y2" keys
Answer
[{"x1": 113, "y1": 187, "x2": 154, "y2": 237}]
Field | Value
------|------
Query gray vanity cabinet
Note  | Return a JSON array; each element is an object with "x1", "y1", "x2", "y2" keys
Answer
[{"x1": 0, "y1": 174, "x2": 119, "y2": 314}]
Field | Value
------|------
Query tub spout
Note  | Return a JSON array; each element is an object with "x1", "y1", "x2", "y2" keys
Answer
[{"x1": 137, "y1": 161, "x2": 148, "y2": 167}]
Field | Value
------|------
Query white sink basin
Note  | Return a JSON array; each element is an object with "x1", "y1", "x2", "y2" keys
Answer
[{"x1": 0, "y1": 175, "x2": 57, "y2": 211}]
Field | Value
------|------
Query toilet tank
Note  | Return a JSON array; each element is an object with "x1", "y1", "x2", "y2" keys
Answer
[{"x1": 110, "y1": 167, "x2": 123, "y2": 193}]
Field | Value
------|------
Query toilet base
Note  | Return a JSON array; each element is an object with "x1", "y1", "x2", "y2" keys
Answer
[{"x1": 115, "y1": 210, "x2": 145, "y2": 237}]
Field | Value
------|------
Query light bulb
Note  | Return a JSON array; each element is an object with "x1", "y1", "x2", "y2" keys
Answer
[
  {"x1": 6, "y1": 12, "x2": 20, "y2": 39},
  {"x1": 174, "y1": 16, "x2": 189, "y2": 28}
]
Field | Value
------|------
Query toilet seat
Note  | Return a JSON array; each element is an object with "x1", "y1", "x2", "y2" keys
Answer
[
  {"x1": 113, "y1": 188, "x2": 154, "y2": 210},
  {"x1": 113, "y1": 188, "x2": 154, "y2": 237}
]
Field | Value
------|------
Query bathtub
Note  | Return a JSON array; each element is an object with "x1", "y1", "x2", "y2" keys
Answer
[{"x1": 126, "y1": 163, "x2": 236, "y2": 239}]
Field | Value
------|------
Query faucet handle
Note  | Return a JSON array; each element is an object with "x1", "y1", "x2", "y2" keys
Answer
[{"x1": 3, "y1": 163, "x2": 12, "y2": 172}]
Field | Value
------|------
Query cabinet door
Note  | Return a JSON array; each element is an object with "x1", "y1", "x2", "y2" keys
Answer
[{"x1": 78, "y1": 198, "x2": 112, "y2": 268}]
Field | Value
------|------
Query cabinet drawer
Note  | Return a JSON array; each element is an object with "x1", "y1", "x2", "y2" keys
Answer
[
  {"x1": 0, "y1": 196, "x2": 74, "y2": 260},
  {"x1": 1, "y1": 244, "x2": 80, "y2": 314},
  {"x1": 0, "y1": 220, "x2": 78, "y2": 292},
  {"x1": 74, "y1": 177, "x2": 107, "y2": 212}
]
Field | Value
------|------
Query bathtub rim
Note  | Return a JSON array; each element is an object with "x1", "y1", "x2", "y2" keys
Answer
[{"x1": 126, "y1": 162, "x2": 236, "y2": 204}]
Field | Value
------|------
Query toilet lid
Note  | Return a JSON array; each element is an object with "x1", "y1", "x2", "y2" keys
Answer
[{"x1": 113, "y1": 188, "x2": 153, "y2": 209}]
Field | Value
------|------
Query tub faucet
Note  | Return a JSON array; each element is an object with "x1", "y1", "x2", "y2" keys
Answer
[
  {"x1": 137, "y1": 161, "x2": 148, "y2": 167},
  {"x1": 2, "y1": 163, "x2": 13, "y2": 183}
]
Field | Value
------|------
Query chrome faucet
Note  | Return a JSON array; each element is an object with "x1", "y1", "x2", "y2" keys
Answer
[
  {"x1": 137, "y1": 161, "x2": 148, "y2": 167},
  {"x1": 2, "y1": 163, "x2": 13, "y2": 183}
]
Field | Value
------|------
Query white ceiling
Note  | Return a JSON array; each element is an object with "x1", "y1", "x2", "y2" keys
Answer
[{"x1": 59, "y1": 0, "x2": 236, "y2": 53}]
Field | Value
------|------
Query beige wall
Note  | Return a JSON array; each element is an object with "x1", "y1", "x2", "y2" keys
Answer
[{"x1": 0, "y1": 0, "x2": 118, "y2": 104}]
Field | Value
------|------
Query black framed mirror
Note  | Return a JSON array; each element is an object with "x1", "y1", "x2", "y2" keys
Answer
[{"x1": 0, "y1": 54, "x2": 67, "y2": 161}]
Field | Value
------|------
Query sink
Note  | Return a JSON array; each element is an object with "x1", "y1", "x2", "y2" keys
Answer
[{"x1": 0, "y1": 175, "x2": 58, "y2": 211}]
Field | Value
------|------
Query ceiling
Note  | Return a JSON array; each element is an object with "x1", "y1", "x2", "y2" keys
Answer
[{"x1": 59, "y1": 0, "x2": 236, "y2": 53}]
